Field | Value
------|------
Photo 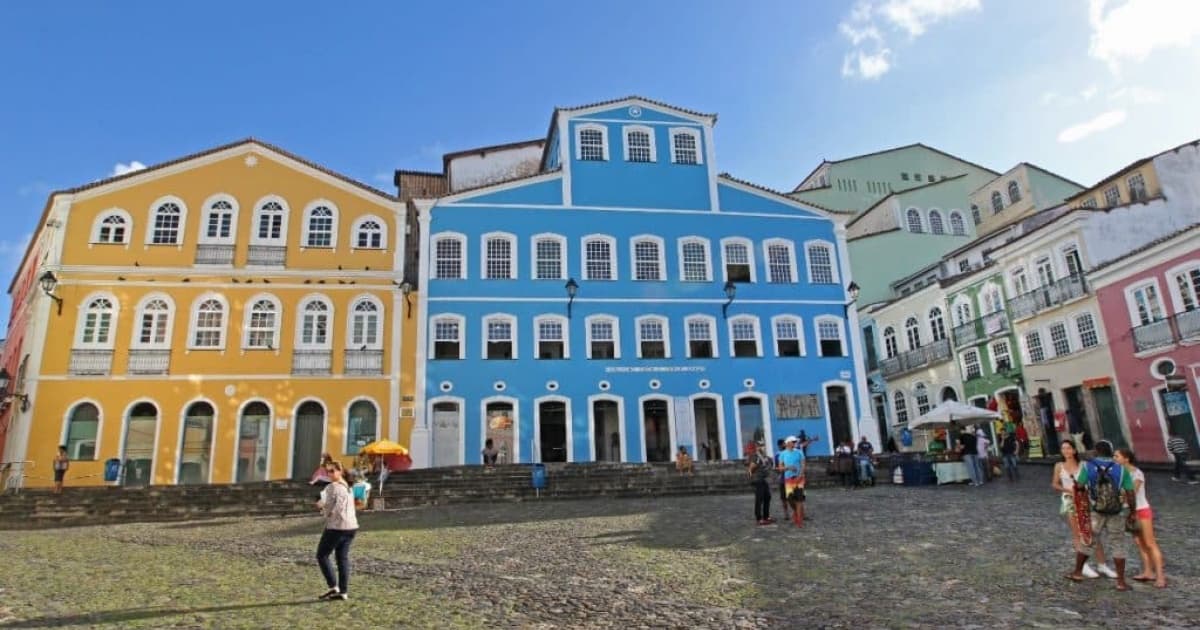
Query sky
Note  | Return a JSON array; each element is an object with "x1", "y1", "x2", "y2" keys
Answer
[{"x1": 1, "y1": 0, "x2": 1198, "y2": 329}]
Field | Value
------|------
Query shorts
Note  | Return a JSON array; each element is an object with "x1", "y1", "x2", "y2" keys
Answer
[
  {"x1": 1136, "y1": 507, "x2": 1153, "y2": 521},
  {"x1": 788, "y1": 488, "x2": 806, "y2": 503},
  {"x1": 53, "y1": 470, "x2": 65, "y2": 482}
]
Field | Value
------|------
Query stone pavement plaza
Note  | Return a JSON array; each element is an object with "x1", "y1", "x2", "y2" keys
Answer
[{"x1": 1, "y1": 471, "x2": 1198, "y2": 629}]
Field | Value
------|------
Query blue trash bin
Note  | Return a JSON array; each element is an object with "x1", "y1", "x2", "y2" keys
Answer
[
  {"x1": 531, "y1": 463, "x2": 547, "y2": 490},
  {"x1": 103, "y1": 458, "x2": 121, "y2": 482}
]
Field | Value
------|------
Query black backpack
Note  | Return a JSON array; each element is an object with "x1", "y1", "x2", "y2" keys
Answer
[{"x1": 1090, "y1": 463, "x2": 1123, "y2": 515}]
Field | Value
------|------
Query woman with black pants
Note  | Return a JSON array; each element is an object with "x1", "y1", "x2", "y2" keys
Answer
[
  {"x1": 748, "y1": 442, "x2": 775, "y2": 525},
  {"x1": 315, "y1": 462, "x2": 359, "y2": 601}
]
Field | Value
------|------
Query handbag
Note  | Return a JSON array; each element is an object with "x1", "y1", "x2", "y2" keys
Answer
[{"x1": 1124, "y1": 516, "x2": 1142, "y2": 534}]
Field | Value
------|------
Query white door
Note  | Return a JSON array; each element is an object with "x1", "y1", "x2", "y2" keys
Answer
[{"x1": 432, "y1": 403, "x2": 461, "y2": 467}]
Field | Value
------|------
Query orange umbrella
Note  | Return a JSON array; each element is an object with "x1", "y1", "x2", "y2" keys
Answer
[{"x1": 360, "y1": 440, "x2": 409, "y2": 456}]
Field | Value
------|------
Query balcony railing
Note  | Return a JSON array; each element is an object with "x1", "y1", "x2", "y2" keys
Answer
[
  {"x1": 194, "y1": 243, "x2": 234, "y2": 265},
  {"x1": 879, "y1": 338, "x2": 953, "y2": 378},
  {"x1": 1132, "y1": 309, "x2": 1200, "y2": 353},
  {"x1": 69, "y1": 349, "x2": 113, "y2": 376},
  {"x1": 292, "y1": 349, "x2": 332, "y2": 375},
  {"x1": 952, "y1": 310, "x2": 1010, "y2": 347},
  {"x1": 344, "y1": 349, "x2": 384, "y2": 375},
  {"x1": 127, "y1": 349, "x2": 171, "y2": 375},
  {"x1": 1178, "y1": 308, "x2": 1200, "y2": 342},
  {"x1": 1009, "y1": 275, "x2": 1088, "y2": 321},
  {"x1": 247, "y1": 244, "x2": 286, "y2": 266}
]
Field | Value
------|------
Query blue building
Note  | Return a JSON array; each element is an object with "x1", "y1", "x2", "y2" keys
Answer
[{"x1": 409, "y1": 97, "x2": 875, "y2": 467}]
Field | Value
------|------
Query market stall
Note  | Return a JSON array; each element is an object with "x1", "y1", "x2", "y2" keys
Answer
[{"x1": 908, "y1": 402, "x2": 1001, "y2": 485}]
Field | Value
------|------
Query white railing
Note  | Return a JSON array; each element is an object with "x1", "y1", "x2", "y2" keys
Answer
[
  {"x1": 194, "y1": 244, "x2": 234, "y2": 265},
  {"x1": 247, "y1": 245, "x2": 286, "y2": 266},
  {"x1": 69, "y1": 349, "x2": 113, "y2": 376},
  {"x1": 128, "y1": 349, "x2": 171, "y2": 375},
  {"x1": 344, "y1": 349, "x2": 384, "y2": 375},
  {"x1": 292, "y1": 349, "x2": 332, "y2": 375}
]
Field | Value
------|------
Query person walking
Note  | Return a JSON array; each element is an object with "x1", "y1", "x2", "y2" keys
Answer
[
  {"x1": 975, "y1": 427, "x2": 992, "y2": 483},
  {"x1": 1051, "y1": 440, "x2": 1114, "y2": 579},
  {"x1": 1066, "y1": 440, "x2": 1136, "y2": 591},
  {"x1": 52, "y1": 446, "x2": 69, "y2": 495},
  {"x1": 956, "y1": 425, "x2": 981, "y2": 487},
  {"x1": 748, "y1": 442, "x2": 775, "y2": 526},
  {"x1": 1115, "y1": 448, "x2": 1167, "y2": 588},
  {"x1": 1166, "y1": 431, "x2": 1198, "y2": 484},
  {"x1": 777, "y1": 436, "x2": 806, "y2": 527},
  {"x1": 1000, "y1": 431, "x2": 1019, "y2": 482},
  {"x1": 315, "y1": 461, "x2": 359, "y2": 601}
]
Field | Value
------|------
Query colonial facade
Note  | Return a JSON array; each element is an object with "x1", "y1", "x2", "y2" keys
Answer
[{"x1": 410, "y1": 97, "x2": 872, "y2": 468}]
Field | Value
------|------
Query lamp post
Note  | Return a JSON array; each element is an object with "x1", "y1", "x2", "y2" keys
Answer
[
  {"x1": 39, "y1": 270, "x2": 63, "y2": 316},
  {"x1": 565, "y1": 277, "x2": 578, "y2": 318},
  {"x1": 721, "y1": 280, "x2": 736, "y2": 319},
  {"x1": 399, "y1": 281, "x2": 413, "y2": 319}
]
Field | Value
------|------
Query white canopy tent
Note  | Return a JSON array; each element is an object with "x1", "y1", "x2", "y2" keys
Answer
[{"x1": 910, "y1": 401, "x2": 1002, "y2": 431}]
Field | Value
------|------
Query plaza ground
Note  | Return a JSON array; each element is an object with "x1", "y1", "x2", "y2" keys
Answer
[{"x1": 1, "y1": 468, "x2": 1198, "y2": 629}]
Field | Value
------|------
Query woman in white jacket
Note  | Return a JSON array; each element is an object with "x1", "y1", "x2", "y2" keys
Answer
[{"x1": 315, "y1": 461, "x2": 359, "y2": 601}]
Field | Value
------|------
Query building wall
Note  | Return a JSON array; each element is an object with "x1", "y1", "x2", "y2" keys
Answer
[
  {"x1": 447, "y1": 143, "x2": 543, "y2": 192},
  {"x1": 849, "y1": 231, "x2": 970, "y2": 306}
]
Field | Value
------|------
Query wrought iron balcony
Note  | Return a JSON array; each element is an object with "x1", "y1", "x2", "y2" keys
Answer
[
  {"x1": 247, "y1": 244, "x2": 286, "y2": 266},
  {"x1": 292, "y1": 349, "x2": 332, "y2": 375},
  {"x1": 194, "y1": 244, "x2": 234, "y2": 265},
  {"x1": 344, "y1": 349, "x2": 384, "y2": 375},
  {"x1": 127, "y1": 349, "x2": 171, "y2": 375},
  {"x1": 69, "y1": 349, "x2": 113, "y2": 376},
  {"x1": 1178, "y1": 308, "x2": 1200, "y2": 342},
  {"x1": 1009, "y1": 275, "x2": 1088, "y2": 321},
  {"x1": 1132, "y1": 309, "x2": 1200, "y2": 353},
  {"x1": 952, "y1": 311, "x2": 1010, "y2": 347},
  {"x1": 879, "y1": 338, "x2": 953, "y2": 378}
]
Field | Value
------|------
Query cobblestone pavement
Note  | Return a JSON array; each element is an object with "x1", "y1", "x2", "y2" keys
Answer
[{"x1": 2, "y1": 468, "x2": 1198, "y2": 628}]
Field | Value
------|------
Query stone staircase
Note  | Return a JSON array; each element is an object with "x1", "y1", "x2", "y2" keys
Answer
[{"x1": 0, "y1": 458, "x2": 889, "y2": 529}]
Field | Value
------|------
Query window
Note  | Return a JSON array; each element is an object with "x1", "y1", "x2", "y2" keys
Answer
[
  {"x1": 928, "y1": 210, "x2": 945, "y2": 235},
  {"x1": 1127, "y1": 173, "x2": 1147, "y2": 201},
  {"x1": 970, "y1": 205, "x2": 981, "y2": 225},
  {"x1": 722, "y1": 238, "x2": 754, "y2": 283},
  {"x1": 1025, "y1": 331, "x2": 1045, "y2": 363},
  {"x1": 65, "y1": 402, "x2": 100, "y2": 460},
  {"x1": 1007, "y1": 181, "x2": 1022, "y2": 204},
  {"x1": 1103, "y1": 185, "x2": 1120, "y2": 207},
  {"x1": 958, "y1": 260, "x2": 970, "y2": 273},
  {"x1": 901, "y1": 172, "x2": 909, "y2": 181},
  {"x1": 729, "y1": 316, "x2": 760, "y2": 358},
  {"x1": 346, "y1": 400, "x2": 378, "y2": 455},
  {"x1": 928, "y1": 175, "x2": 936, "y2": 183},
  {"x1": 432, "y1": 233, "x2": 466, "y2": 279},
  {"x1": 253, "y1": 199, "x2": 287, "y2": 243},
  {"x1": 484, "y1": 315, "x2": 515, "y2": 359},
  {"x1": 1076, "y1": 313, "x2": 1099, "y2": 348},
  {"x1": 1174, "y1": 266, "x2": 1200, "y2": 311},
  {"x1": 1063, "y1": 245, "x2": 1083, "y2": 278},
  {"x1": 1080, "y1": 197, "x2": 1098, "y2": 209},
  {"x1": 483, "y1": 233, "x2": 516, "y2": 280},
  {"x1": 949, "y1": 211, "x2": 966, "y2": 236},
  {"x1": 432, "y1": 316, "x2": 463, "y2": 359},
  {"x1": 243, "y1": 296, "x2": 279, "y2": 349},
  {"x1": 586, "y1": 315, "x2": 619, "y2": 359},
  {"x1": 773, "y1": 316, "x2": 803, "y2": 357},
  {"x1": 353, "y1": 216, "x2": 386, "y2": 249},
  {"x1": 990, "y1": 191, "x2": 1004, "y2": 214},
  {"x1": 583, "y1": 235, "x2": 615, "y2": 281},
  {"x1": 190, "y1": 296, "x2": 226, "y2": 348},
  {"x1": 805, "y1": 241, "x2": 837, "y2": 284},
  {"x1": 77, "y1": 295, "x2": 117, "y2": 348},
  {"x1": 914, "y1": 383, "x2": 931, "y2": 415},
  {"x1": 981, "y1": 286, "x2": 1003, "y2": 315},
  {"x1": 632, "y1": 236, "x2": 664, "y2": 281},
  {"x1": 764, "y1": 239, "x2": 796, "y2": 283},
  {"x1": 149, "y1": 200, "x2": 184, "y2": 245},
  {"x1": 904, "y1": 317, "x2": 922, "y2": 350},
  {"x1": 913, "y1": 173, "x2": 921, "y2": 181},
  {"x1": 134, "y1": 297, "x2": 173, "y2": 348},
  {"x1": 200, "y1": 196, "x2": 237, "y2": 244},
  {"x1": 1049, "y1": 322, "x2": 1071, "y2": 357},
  {"x1": 906, "y1": 208, "x2": 923, "y2": 233},
  {"x1": 93, "y1": 211, "x2": 131, "y2": 244},
  {"x1": 928, "y1": 307, "x2": 947, "y2": 342},
  {"x1": 1035, "y1": 257, "x2": 1055, "y2": 287},
  {"x1": 623, "y1": 125, "x2": 656, "y2": 162},
  {"x1": 953, "y1": 300, "x2": 972, "y2": 327},
  {"x1": 669, "y1": 128, "x2": 702, "y2": 165},
  {"x1": 679, "y1": 238, "x2": 711, "y2": 282},
  {"x1": 816, "y1": 317, "x2": 845, "y2": 357},
  {"x1": 1130, "y1": 283, "x2": 1165, "y2": 325},
  {"x1": 962, "y1": 349, "x2": 982, "y2": 379},
  {"x1": 576, "y1": 123, "x2": 608, "y2": 161},
  {"x1": 892, "y1": 391, "x2": 908, "y2": 424},
  {"x1": 686, "y1": 316, "x2": 716, "y2": 358},
  {"x1": 637, "y1": 316, "x2": 669, "y2": 358},
  {"x1": 1011, "y1": 267, "x2": 1030, "y2": 295},
  {"x1": 535, "y1": 315, "x2": 568, "y2": 359},
  {"x1": 991, "y1": 340, "x2": 1012, "y2": 372},
  {"x1": 533, "y1": 234, "x2": 565, "y2": 280},
  {"x1": 297, "y1": 298, "x2": 331, "y2": 349},
  {"x1": 350, "y1": 298, "x2": 382, "y2": 349},
  {"x1": 304, "y1": 203, "x2": 336, "y2": 248},
  {"x1": 883, "y1": 326, "x2": 898, "y2": 358}
]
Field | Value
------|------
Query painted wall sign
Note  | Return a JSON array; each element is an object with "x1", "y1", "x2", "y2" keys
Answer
[{"x1": 774, "y1": 394, "x2": 821, "y2": 419}]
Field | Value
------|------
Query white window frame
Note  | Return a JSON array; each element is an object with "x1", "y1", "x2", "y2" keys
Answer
[
  {"x1": 630, "y1": 235, "x2": 666, "y2": 282},
  {"x1": 531, "y1": 233, "x2": 567, "y2": 281},
  {"x1": 301, "y1": 200, "x2": 339, "y2": 249},
  {"x1": 720, "y1": 236, "x2": 757, "y2": 283},
  {"x1": 928, "y1": 307, "x2": 947, "y2": 342},
  {"x1": 677, "y1": 236, "x2": 712, "y2": 282},
  {"x1": 928, "y1": 209, "x2": 945, "y2": 235},
  {"x1": 348, "y1": 295, "x2": 384, "y2": 351},
  {"x1": 989, "y1": 339, "x2": 1012, "y2": 373},
  {"x1": 727, "y1": 315, "x2": 762, "y2": 358},
  {"x1": 581, "y1": 234, "x2": 617, "y2": 281},
  {"x1": 1024, "y1": 330, "x2": 1046, "y2": 364},
  {"x1": 351, "y1": 214, "x2": 388, "y2": 250},
  {"x1": 187, "y1": 293, "x2": 229, "y2": 351},
  {"x1": 198, "y1": 193, "x2": 239, "y2": 246},
  {"x1": 251, "y1": 195, "x2": 290, "y2": 245},
  {"x1": 635, "y1": 314, "x2": 671, "y2": 359},
  {"x1": 533, "y1": 314, "x2": 570, "y2": 359},
  {"x1": 1165, "y1": 261, "x2": 1200, "y2": 314},
  {"x1": 75, "y1": 292, "x2": 119, "y2": 349},
  {"x1": 482, "y1": 313, "x2": 518, "y2": 360},
  {"x1": 763, "y1": 238, "x2": 798, "y2": 284},
  {"x1": 145, "y1": 195, "x2": 188, "y2": 246},
  {"x1": 431, "y1": 231, "x2": 468, "y2": 280},
  {"x1": 1007, "y1": 180, "x2": 1022, "y2": 204},
  {"x1": 345, "y1": 398, "x2": 380, "y2": 456},
  {"x1": 904, "y1": 316, "x2": 922, "y2": 350},
  {"x1": 1124, "y1": 279, "x2": 1166, "y2": 327},
  {"x1": 1010, "y1": 267, "x2": 1030, "y2": 296},
  {"x1": 481, "y1": 231, "x2": 518, "y2": 280},
  {"x1": 882, "y1": 326, "x2": 898, "y2": 358},
  {"x1": 622, "y1": 124, "x2": 657, "y2": 163},
  {"x1": 585, "y1": 314, "x2": 621, "y2": 359},
  {"x1": 771, "y1": 315, "x2": 805, "y2": 357},
  {"x1": 131, "y1": 294, "x2": 175, "y2": 350},
  {"x1": 1048, "y1": 320, "x2": 1072, "y2": 357},
  {"x1": 961, "y1": 348, "x2": 982, "y2": 380},
  {"x1": 242, "y1": 293, "x2": 282, "y2": 350},
  {"x1": 91, "y1": 209, "x2": 133, "y2": 245},
  {"x1": 814, "y1": 315, "x2": 847, "y2": 357},
  {"x1": 684, "y1": 314, "x2": 719, "y2": 359},
  {"x1": 295, "y1": 295, "x2": 334, "y2": 350},
  {"x1": 431, "y1": 313, "x2": 466, "y2": 360},
  {"x1": 575, "y1": 122, "x2": 609, "y2": 161},
  {"x1": 892, "y1": 390, "x2": 909, "y2": 425},
  {"x1": 1074, "y1": 311, "x2": 1101, "y2": 349},
  {"x1": 991, "y1": 191, "x2": 1004, "y2": 214},
  {"x1": 668, "y1": 127, "x2": 703, "y2": 165},
  {"x1": 949, "y1": 211, "x2": 966, "y2": 236},
  {"x1": 803, "y1": 239, "x2": 838, "y2": 284},
  {"x1": 1058, "y1": 241, "x2": 1084, "y2": 279},
  {"x1": 905, "y1": 208, "x2": 923, "y2": 233}
]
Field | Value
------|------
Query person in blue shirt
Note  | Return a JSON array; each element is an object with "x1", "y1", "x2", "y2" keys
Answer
[{"x1": 777, "y1": 436, "x2": 806, "y2": 528}]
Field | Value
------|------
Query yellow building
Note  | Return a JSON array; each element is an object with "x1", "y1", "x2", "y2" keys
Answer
[{"x1": 8, "y1": 140, "x2": 418, "y2": 487}]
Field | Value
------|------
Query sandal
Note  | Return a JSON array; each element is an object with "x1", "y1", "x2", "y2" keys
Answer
[
  {"x1": 1064, "y1": 573, "x2": 1084, "y2": 582},
  {"x1": 1115, "y1": 582, "x2": 1130, "y2": 591},
  {"x1": 1132, "y1": 575, "x2": 1155, "y2": 582}
]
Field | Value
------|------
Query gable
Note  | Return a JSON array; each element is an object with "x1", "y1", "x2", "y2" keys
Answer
[
  {"x1": 574, "y1": 105, "x2": 697, "y2": 125},
  {"x1": 443, "y1": 174, "x2": 564, "y2": 206},
  {"x1": 717, "y1": 180, "x2": 829, "y2": 220}
]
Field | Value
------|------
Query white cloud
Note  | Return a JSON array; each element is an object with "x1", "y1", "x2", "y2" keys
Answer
[
  {"x1": 1080, "y1": 84, "x2": 1098, "y2": 101},
  {"x1": 1089, "y1": 0, "x2": 1200, "y2": 72},
  {"x1": 1109, "y1": 85, "x2": 1165, "y2": 104},
  {"x1": 1057, "y1": 109, "x2": 1128, "y2": 143},
  {"x1": 111, "y1": 161, "x2": 147, "y2": 177},
  {"x1": 838, "y1": 0, "x2": 979, "y2": 79}
]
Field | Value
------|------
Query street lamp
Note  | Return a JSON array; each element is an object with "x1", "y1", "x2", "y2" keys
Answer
[
  {"x1": 721, "y1": 280, "x2": 736, "y2": 319},
  {"x1": 39, "y1": 270, "x2": 63, "y2": 316},
  {"x1": 847, "y1": 280, "x2": 860, "y2": 304},
  {"x1": 399, "y1": 281, "x2": 413, "y2": 319},
  {"x1": 565, "y1": 277, "x2": 579, "y2": 318}
]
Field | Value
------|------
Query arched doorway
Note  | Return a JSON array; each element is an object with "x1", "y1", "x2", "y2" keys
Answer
[
  {"x1": 431, "y1": 401, "x2": 461, "y2": 467},
  {"x1": 292, "y1": 401, "x2": 325, "y2": 479},
  {"x1": 591, "y1": 399, "x2": 621, "y2": 462},
  {"x1": 178, "y1": 401, "x2": 215, "y2": 484},
  {"x1": 826, "y1": 385, "x2": 852, "y2": 447},
  {"x1": 941, "y1": 387, "x2": 958, "y2": 403},
  {"x1": 641, "y1": 398, "x2": 671, "y2": 463},
  {"x1": 123, "y1": 402, "x2": 158, "y2": 486},
  {"x1": 484, "y1": 400, "x2": 515, "y2": 465},
  {"x1": 346, "y1": 400, "x2": 378, "y2": 455},
  {"x1": 537, "y1": 400, "x2": 568, "y2": 463},
  {"x1": 692, "y1": 397, "x2": 722, "y2": 460},
  {"x1": 737, "y1": 397, "x2": 766, "y2": 457},
  {"x1": 237, "y1": 402, "x2": 271, "y2": 482}
]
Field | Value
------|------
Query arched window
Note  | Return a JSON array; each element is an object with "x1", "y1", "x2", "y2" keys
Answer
[
  {"x1": 346, "y1": 400, "x2": 378, "y2": 455},
  {"x1": 623, "y1": 125, "x2": 656, "y2": 162},
  {"x1": 928, "y1": 210, "x2": 945, "y2": 235},
  {"x1": 243, "y1": 295, "x2": 280, "y2": 349},
  {"x1": 906, "y1": 208, "x2": 923, "y2": 233},
  {"x1": 483, "y1": 232, "x2": 517, "y2": 280},
  {"x1": 990, "y1": 191, "x2": 1004, "y2": 214},
  {"x1": 297, "y1": 297, "x2": 332, "y2": 349},
  {"x1": 928, "y1": 307, "x2": 947, "y2": 342},
  {"x1": 815, "y1": 316, "x2": 845, "y2": 357},
  {"x1": 65, "y1": 402, "x2": 100, "y2": 460},
  {"x1": 904, "y1": 316, "x2": 922, "y2": 350},
  {"x1": 970, "y1": 204, "x2": 981, "y2": 225},
  {"x1": 483, "y1": 313, "x2": 516, "y2": 359},
  {"x1": 190, "y1": 296, "x2": 227, "y2": 349},
  {"x1": 631, "y1": 236, "x2": 665, "y2": 281},
  {"x1": 582, "y1": 235, "x2": 616, "y2": 281},
  {"x1": 679, "y1": 238, "x2": 711, "y2": 282},
  {"x1": 236, "y1": 401, "x2": 271, "y2": 483},
  {"x1": 431, "y1": 315, "x2": 464, "y2": 359},
  {"x1": 148, "y1": 199, "x2": 185, "y2": 245},
  {"x1": 729, "y1": 315, "x2": 761, "y2": 358},
  {"x1": 352, "y1": 216, "x2": 386, "y2": 250},
  {"x1": 133, "y1": 295, "x2": 173, "y2": 348},
  {"x1": 432, "y1": 232, "x2": 466, "y2": 279},
  {"x1": 303, "y1": 203, "x2": 337, "y2": 248},
  {"x1": 92, "y1": 210, "x2": 131, "y2": 244},
  {"x1": 669, "y1": 128, "x2": 702, "y2": 165},
  {"x1": 805, "y1": 241, "x2": 837, "y2": 284},
  {"x1": 534, "y1": 315, "x2": 569, "y2": 359},
  {"x1": 253, "y1": 198, "x2": 287, "y2": 244},
  {"x1": 200, "y1": 195, "x2": 238, "y2": 244},
  {"x1": 949, "y1": 211, "x2": 966, "y2": 236},
  {"x1": 940, "y1": 387, "x2": 958, "y2": 403},
  {"x1": 350, "y1": 297, "x2": 382, "y2": 350},
  {"x1": 576, "y1": 123, "x2": 609, "y2": 161},
  {"x1": 179, "y1": 401, "x2": 215, "y2": 484},
  {"x1": 883, "y1": 326, "x2": 898, "y2": 358},
  {"x1": 685, "y1": 315, "x2": 716, "y2": 358},
  {"x1": 1007, "y1": 181, "x2": 1022, "y2": 204},
  {"x1": 892, "y1": 391, "x2": 908, "y2": 424},
  {"x1": 77, "y1": 295, "x2": 117, "y2": 348},
  {"x1": 532, "y1": 234, "x2": 566, "y2": 280},
  {"x1": 636, "y1": 315, "x2": 670, "y2": 358}
]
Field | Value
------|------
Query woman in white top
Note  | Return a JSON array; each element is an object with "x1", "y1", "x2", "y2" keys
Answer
[
  {"x1": 1115, "y1": 448, "x2": 1166, "y2": 588},
  {"x1": 1051, "y1": 439, "x2": 1113, "y2": 579},
  {"x1": 315, "y1": 461, "x2": 359, "y2": 601}
]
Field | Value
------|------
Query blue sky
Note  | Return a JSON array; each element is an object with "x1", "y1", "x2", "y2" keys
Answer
[{"x1": 1, "y1": 0, "x2": 1198, "y2": 328}]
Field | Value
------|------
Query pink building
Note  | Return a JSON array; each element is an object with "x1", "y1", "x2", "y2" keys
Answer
[{"x1": 1092, "y1": 225, "x2": 1200, "y2": 463}]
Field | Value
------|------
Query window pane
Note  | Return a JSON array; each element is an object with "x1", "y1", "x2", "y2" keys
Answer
[
  {"x1": 586, "y1": 240, "x2": 612, "y2": 280},
  {"x1": 767, "y1": 244, "x2": 792, "y2": 283},
  {"x1": 807, "y1": 245, "x2": 834, "y2": 284}
]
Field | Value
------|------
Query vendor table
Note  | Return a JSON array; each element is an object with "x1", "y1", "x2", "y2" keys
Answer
[{"x1": 933, "y1": 461, "x2": 971, "y2": 485}]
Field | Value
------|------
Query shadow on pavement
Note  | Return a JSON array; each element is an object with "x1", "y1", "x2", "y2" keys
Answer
[{"x1": 3, "y1": 600, "x2": 322, "y2": 628}]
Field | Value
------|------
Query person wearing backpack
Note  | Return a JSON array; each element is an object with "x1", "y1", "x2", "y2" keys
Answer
[{"x1": 1066, "y1": 440, "x2": 1136, "y2": 591}]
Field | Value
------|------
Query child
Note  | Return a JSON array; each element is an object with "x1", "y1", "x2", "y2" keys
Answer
[
  {"x1": 348, "y1": 472, "x2": 371, "y2": 511},
  {"x1": 675, "y1": 446, "x2": 694, "y2": 476}
]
